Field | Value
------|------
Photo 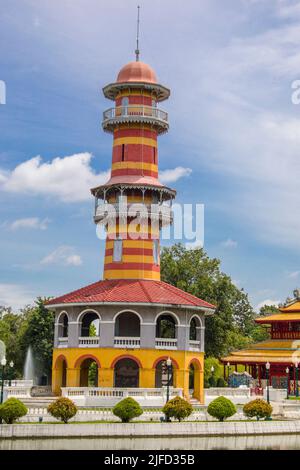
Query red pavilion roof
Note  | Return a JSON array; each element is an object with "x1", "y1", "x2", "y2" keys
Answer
[{"x1": 46, "y1": 279, "x2": 215, "y2": 311}]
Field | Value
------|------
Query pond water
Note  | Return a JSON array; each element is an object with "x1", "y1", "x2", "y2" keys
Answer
[{"x1": 1, "y1": 434, "x2": 300, "y2": 450}]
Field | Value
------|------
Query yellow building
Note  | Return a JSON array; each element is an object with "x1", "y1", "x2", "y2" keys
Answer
[{"x1": 46, "y1": 50, "x2": 215, "y2": 405}]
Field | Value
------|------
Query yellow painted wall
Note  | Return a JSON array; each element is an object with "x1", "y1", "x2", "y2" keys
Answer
[{"x1": 52, "y1": 347, "x2": 204, "y2": 403}]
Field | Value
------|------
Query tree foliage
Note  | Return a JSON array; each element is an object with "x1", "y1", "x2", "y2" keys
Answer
[
  {"x1": 47, "y1": 397, "x2": 77, "y2": 423},
  {"x1": 113, "y1": 397, "x2": 143, "y2": 423},
  {"x1": 162, "y1": 396, "x2": 193, "y2": 422},
  {"x1": 0, "y1": 298, "x2": 54, "y2": 380},
  {"x1": 207, "y1": 396, "x2": 236, "y2": 421},
  {"x1": 0, "y1": 398, "x2": 28, "y2": 424},
  {"x1": 243, "y1": 399, "x2": 272, "y2": 420}
]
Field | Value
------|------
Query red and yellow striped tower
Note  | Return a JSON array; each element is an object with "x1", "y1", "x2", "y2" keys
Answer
[{"x1": 92, "y1": 60, "x2": 175, "y2": 280}]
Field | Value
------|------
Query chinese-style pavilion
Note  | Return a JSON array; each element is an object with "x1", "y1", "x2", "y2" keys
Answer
[{"x1": 221, "y1": 289, "x2": 300, "y2": 393}]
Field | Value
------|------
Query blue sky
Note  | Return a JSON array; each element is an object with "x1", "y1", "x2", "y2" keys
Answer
[{"x1": 1, "y1": 0, "x2": 300, "y2": 311}]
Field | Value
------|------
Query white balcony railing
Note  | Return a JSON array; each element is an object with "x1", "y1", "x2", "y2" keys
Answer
[
  {"x1": 114, "y1": 336, "x2": 140, "y2": 348},
  {"x1": 189, "y1": 340, "x2": 201, "y2": 351},
  {"x1": 155, "y1": 338, "x2": 178, "y2": 350},
  {"x1": 58, "y1": 337, "x2": 68, "y2": 348},
  {"x1": 94, "y1": 203, "x2": 173, "y2": 227},
  {"x1": 103, "y1": 105, "x2": 168, "y2": 125},
  {"x1": 79, "y1": 336, "x2": 99, "y2": 347}
]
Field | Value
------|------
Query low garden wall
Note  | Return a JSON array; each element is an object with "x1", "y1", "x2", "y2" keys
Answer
[{"x1": 1, "y1": 420, "x2": 300, "y2": 439}]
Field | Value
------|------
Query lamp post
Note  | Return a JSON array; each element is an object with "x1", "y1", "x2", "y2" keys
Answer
[
  {"x1": 166, "y1": 357, "x2": 172, "y2": 404},
  {"x1": 296, "y1": 363, "x2": 299, "y2": 398},
  {"x1": 0, "y1": 357, "x2": 7, "y2": 404},
  {"x1": 265, "y1": 362, "x2": 270, "y2": 404},
  {"x1": 227, "y1": 362, "x2": 230, "y2": 384},
  {"x1": 8, "y1": 361, "x2": 14, "y2": 386},
  {"x1": 286, "y1": 367, "x2": 290, "y2": 400}
]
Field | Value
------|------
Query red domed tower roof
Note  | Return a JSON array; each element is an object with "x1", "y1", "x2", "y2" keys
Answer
[{"x1": 117, "y1": 61, "x2": 157, "y2": 84}]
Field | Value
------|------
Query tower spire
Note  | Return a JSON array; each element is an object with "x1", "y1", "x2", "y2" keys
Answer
[{"x1": 135, "y1": 5, "x2": 140, "y2": 61}]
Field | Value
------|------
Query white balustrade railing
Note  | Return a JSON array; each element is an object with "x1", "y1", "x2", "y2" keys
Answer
[
  {"x1": 95, "y1": 203, "x2": 173, "y2": 226},
  {"x1": 58, "y1": 337, "x2": 68, "y2": 348},
  {"x1": 79, "y1": 336, "x2": 99, "y2": 347},
  {"x1": 103, "y1": 106, "x2": 168, "y2": 124},
  {"x1": 189, "y1": 340, "x2": 201, "y2": 351},
  {"x1": 61, "y1": 387, "x2": 182, "y2": 406},
  {"x1": 114, "y1": 336, "x2": 140, "y2": 348},
  {"x1": 155, "y1": 338, "x2": 178, "y2": 350}
]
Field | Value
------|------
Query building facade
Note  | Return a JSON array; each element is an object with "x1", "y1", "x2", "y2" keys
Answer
[
  {"x1": 221, "y1": 289, "x2": 300, "y2": 394},
  {"x1": 47, "y1": 56, "x2": 215, "y2": 404}
]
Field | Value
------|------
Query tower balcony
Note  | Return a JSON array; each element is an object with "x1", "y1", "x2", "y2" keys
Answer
[
  {"x1": 102, "y1": 105, "x2": 169, "y2": 134},
  {"x1": 94, "y1": 202, "x2": 173, "y2": 227}
]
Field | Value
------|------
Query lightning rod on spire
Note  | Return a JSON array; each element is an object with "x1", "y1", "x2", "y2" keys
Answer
[{"x1": 135, "y1": 5, "x2": 140, "y2": 61}]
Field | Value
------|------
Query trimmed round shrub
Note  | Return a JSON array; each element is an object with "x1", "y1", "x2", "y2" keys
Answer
[
  {"x1": 47, "y1": 397, "x2": 77, "y2": 423},
  {"x1": 113, "y1": 397, "x2": 143, "y2": 423},
  {"x1": 162, "y1": 396, "x2": 193, "y2": 422},
  {"x1": 243, "y1": 399, "x2": 272, "y2": 421},
  {"x1": 217, "y1": 377, "x2": 227, "y2": 388},
  {"x1": 207, "y1": 396, "x2": 236, "y2": 421},
  {"x1": 0, "y1": 398, "x2": 28, "y2": 424}
]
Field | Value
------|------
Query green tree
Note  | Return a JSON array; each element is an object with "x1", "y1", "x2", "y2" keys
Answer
[
  {"x1": 20, "y1": 297, "x2": 54, "y2": 381},
  {"x1": 259, "y1": 304, "x2": 279, "y2": 316}
]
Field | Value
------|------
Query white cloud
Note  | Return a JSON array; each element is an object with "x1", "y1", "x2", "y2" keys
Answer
[
  {"x1": 185, "y1": 239, "x2": 203, "y2": 249},
  {"x1": 287, "y1": 271, "x2": 300, "y2": 279},
  {"x1": 256, "y1": 299, "x2": 280, "y2": 312},
  {"x1": 159, "y1": 167, "x2": 192, "y2": 184},
  {"x1": 221, "y1": 238, "x2": 238, "y2": 248},
  {"x1": 0, "y1": 153, "x2": 110, "y2": 203},
  {"x1": 40, "y1": 246, "x2": 82, "y2": 266},
  {"x1": 8, "y1": 217, "x2": 50, "y2": 231},
  {"x1": 0, "y1": 283, "x2": 35, "y2": 311}
]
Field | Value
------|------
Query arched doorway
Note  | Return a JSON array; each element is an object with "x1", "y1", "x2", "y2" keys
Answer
[
  {"x1": 115, "y1": 312, "x2": 140, "y2": 337},
  {"x1": 114, "y1": 358, "x2": 139, "y2": 388},
  {"x1": 79, "y1": 358, "x2": 99, "y2": 387},
  {"x1": 189, "y1": 363, "x2": 195, "y2": 393},
  {"x1": 189, "y1": 360, "x2": 201, "y2": 400},
  {"x1": 53, "y1": 356, "x2": 68, "y2": 395},
  {"x1": 155, "y1": 359, "x2": 174, "y2": 388}
]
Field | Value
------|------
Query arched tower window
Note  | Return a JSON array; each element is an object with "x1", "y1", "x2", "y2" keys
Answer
[
  {"x1": 156, "y1": 314, "x2": 177, "y2": 339},
  {"x1": 121, "y1": 97, "x2": 129, "y2": 115}
]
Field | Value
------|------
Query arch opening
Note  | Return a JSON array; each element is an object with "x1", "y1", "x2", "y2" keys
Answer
[
  {"x1": 155, "y1": 359, "x2": 174, "y2": 388},
  {"x1": 156, "y1": 314, "x2": 176, "y2": 339},
  {"x1": 115, "y1": 312, "x2": 140, "y2": 337},
  {"x1": 58, "y1": 313, "x2": 69, "y2": 338},
  {"x1": 80, "y1": 311, "x2": 100, "y2": 337},
  {"x1": 190, "y1": 317, "x2": 200, "y2": 341},
  {"x1": 114, "y1": 358, "x2": 139, "y2": 388},
  {"x1": 79, "y1": 358, "x2": 99, "y2": 387}
]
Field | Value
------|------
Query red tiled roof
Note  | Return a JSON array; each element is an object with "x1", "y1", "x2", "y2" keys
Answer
[{"x1": 46, "y1": 279, "x2": 215, "y2": 310}]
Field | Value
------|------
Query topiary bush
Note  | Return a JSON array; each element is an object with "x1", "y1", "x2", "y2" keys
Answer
[
  {"x1": 0, "y1": 398, "x2": 28, "y2": 424},
  {"x1": 113, "y1": 397, "x2": 143, "y2": 423},
  {"x1": 207, "y1": 396, "x2": 236, "y2": 421},
  {"x1": 243, "y1": 399, "x2": 273, "y2": 421},
  {"x1": 162, "y1": 396, "x2": 193, "y2": 422},
  {"x1": 216, "y1": 377, "x2": 227, "y2": 388},
  {"x1": 47, "y1": 397, "x2": 77, "y2": 423}
]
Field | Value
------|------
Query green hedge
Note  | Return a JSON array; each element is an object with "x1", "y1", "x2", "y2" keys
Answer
[{"x1": 0, "y1": 398, "x2": 28, "y2": 424}]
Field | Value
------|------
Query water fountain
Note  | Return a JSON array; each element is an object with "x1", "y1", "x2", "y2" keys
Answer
[{"x1": 23, "y1": 346, "x2": 35, "y2": 383}]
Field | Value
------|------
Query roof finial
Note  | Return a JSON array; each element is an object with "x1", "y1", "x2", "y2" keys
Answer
[{"x1": 135, "y1": 5, "x2": 140, "y2": 61}]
